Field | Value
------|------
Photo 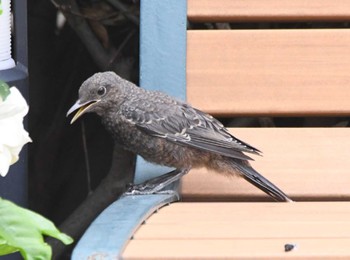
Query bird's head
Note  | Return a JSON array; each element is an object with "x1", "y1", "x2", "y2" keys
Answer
[{"x1": 67, "y1": 72, "x2": 125, "y2": 124}]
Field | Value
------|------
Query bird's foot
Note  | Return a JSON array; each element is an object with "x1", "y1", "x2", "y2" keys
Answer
[
  {"x1": 125, "y1": 188, "x2": 178, "y2": 196},
  {"x1": 124, "y1": 168, "x2": 189, "y2": 196}
]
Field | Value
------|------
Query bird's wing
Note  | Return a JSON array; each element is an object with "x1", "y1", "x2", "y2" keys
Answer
[{"x1": 121, "y1": 101, "x2": 261, "y2": 161}]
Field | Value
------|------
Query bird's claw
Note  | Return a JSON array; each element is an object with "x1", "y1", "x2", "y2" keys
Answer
[
  {"x1": 124, "y1": 187, "x2": 178, "y2": 196},
  {"x1": 123, "y1": 168, "x2": 189, "y2": 196}
]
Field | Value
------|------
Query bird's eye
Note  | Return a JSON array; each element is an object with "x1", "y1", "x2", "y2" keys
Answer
[{"x1": 97, "y1": 86, "x2": 106, "y2": 96}]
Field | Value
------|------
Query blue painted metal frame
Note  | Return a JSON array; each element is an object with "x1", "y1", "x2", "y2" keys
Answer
[
  {"x1": 72, "y1": 0, "x2": 187, "y2": 258},
  {"x1": 71, "y1": 194, "x2": 178, "y2": 259},
  {"x1": 136, "y1": 0, "x2": 187, "y2": 184}
]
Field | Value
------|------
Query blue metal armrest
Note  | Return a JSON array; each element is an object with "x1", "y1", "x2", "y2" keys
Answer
[
  {"x1": 71, "y1": 194, "x2": 178, "y2": 258},
  {"x1": 72, "y1": 0, "x2": 186, "y2": 258}
]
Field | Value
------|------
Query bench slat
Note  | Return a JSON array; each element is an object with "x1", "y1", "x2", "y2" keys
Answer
[
  {"x1": 181, "y1": 128, "x2": 350, "y2": 201},
  {"x1": 188, "y1": 0, "x2": 350, "y2": 22},
  {"x1": 123, "y1": 202, "x2": 350, "y2": 259},
  {"x1": 124, "y1": 239, "x2": 350, "y2": 259},
  {"x1": 187, "y1": 29, "x2": 350, "y2": 116},
  {"x1": 134, "y1": 222, "x2": 350, "y2": 239},
  {"x1": 144, "y1": 202, "x2": 350, "y2": 223}
]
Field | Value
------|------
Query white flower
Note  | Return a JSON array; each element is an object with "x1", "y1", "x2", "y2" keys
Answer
[{"x1": 0, "y1": 87, "x2": 31, "y2": 176}]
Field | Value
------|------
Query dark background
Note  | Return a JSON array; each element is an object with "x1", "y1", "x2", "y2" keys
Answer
[{"x1": 28, "y1": 0, "x2": 140, "y2": 224}]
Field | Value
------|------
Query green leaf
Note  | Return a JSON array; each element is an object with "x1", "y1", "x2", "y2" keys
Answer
[
  {"x1": 0, "y1": 197, "x2": 73, "y2": 259},
  {"x1": 0, "y1": 237, "x2": 18, "y2": 256},
  {"x1": 0, "y1": 80, "x2": 10, "y2": 102}
]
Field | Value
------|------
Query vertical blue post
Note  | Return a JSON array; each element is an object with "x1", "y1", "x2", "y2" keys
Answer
[
  {"x1": 0, "y1": 0, "x2": 28, "y2": 208},
  {"x1": 136, "y1": 0, "x2": 187, "y2": 184}
]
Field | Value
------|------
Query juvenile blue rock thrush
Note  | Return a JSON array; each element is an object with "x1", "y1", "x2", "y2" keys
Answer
[{"x1": 67, "y1": 72, "x2": 292, "y2": 202}]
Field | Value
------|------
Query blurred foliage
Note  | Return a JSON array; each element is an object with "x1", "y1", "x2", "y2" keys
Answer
[
  {"x1": 0, "y1": 80, "x2": 10, "y2": 102},
  {"x1": 0, "y1": 197, "x2": 72, "y2": 259}
]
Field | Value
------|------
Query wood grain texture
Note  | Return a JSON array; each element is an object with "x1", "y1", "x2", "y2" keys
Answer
[
  {"x1": 124, "y1": 239, "x2": 350, "y2": 259},
  {"x1": 188, "y1": 0, "x2": 350, "y2": 22},
  {"x1": 143, "y1": 202, "x2": 350, "y2": 223},
  {"x1": 123, "y1": 202, "x2": 350, "y2": 259},
  {"x1": 187, "y1": 29, "x2": 350, "y2": 116},
  {"x1": 180, "y1": 128, "x2": 350, "y2": 201},
  {"x1": 134, "y1": 222, "x2": 350, "y2": 239}
]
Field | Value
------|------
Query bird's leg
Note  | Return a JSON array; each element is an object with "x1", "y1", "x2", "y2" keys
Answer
[{"x1": 124, "y1": 168, "x2": 189, "y2": 196}]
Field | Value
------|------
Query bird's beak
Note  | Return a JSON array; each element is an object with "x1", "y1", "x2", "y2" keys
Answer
[{"x1": 66, "y1": 100, "x2": 100, "y2": 124}]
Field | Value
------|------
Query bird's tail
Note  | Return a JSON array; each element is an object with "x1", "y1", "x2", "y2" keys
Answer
[{"x1": 235, "y1": 163, "x2": 293, "y2": 202}]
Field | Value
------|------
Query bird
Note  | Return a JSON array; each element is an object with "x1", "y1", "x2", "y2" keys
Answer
[{"x1": 67, "y1": 71, "x2": 292, "y2": 202}]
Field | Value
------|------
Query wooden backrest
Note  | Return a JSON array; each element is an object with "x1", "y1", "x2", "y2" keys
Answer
[
  {"x1": 188, "y1": 29, "x2": 350, "y2": 116},
  {"x1": 180, "y1": 1, "x2": 350, "y2": 201},
  {"x1": 187, "y1": 1, "x2": 350, "y2": 116},
  {"x1": 188, "y1": 0, "x2": 350, "y2": 22}
]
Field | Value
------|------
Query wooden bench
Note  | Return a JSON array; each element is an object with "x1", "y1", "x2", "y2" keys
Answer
[{"x1": 73, "y1": 0, "x2": 350, "y2": 259}]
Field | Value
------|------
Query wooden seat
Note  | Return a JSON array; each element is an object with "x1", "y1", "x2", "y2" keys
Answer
[
  {"x1": 123, "y1": 202, "x2": 350, "y2": 259},
  {"x1": 73, "y1": 1, "x2": 350, "y2": 259}
]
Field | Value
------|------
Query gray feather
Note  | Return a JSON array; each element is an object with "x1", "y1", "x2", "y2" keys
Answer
[{"x1": 121, "y1": 98, "x2": 261, "y2": 161}]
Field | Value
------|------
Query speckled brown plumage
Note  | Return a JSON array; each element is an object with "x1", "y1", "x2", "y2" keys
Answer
[{"x1": 67, "y1": 72, "x2": 292, "y2": 202}]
